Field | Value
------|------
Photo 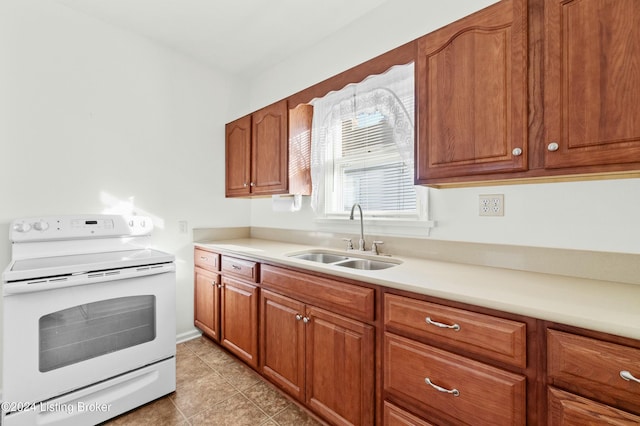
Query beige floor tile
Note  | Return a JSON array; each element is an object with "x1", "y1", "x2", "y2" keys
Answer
[
  {"x1": 170, "y1": 370, "x2": 238, "y2": 418},
  {"x1": 241, "y1": 380, "x2": 293, "y2": 417},
  {"x1": 187, "y1": 393, "x2": 268, "y2": 426},
  {"x1": 217, "y1": 360, "x2": 262, "y2": 391},
  {"x1": 271, "y1": 404, "x2": 326, "y2": 426},
  {"x1": 108, "y1": 338, "x2": 324, "y2": 425},
  {"x1": 175, "y1": 350, "x2": 216, "y2": 387}
]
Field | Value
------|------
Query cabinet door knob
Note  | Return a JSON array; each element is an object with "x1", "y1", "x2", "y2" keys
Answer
[
  {"x1": 512, "y1": 147, "x2": 523, "y2": 156},
  {"x1": 302, "y1": 316, "x2": 311, "y2": 324},
  {"x1": 547, "y1": 142, "x2": 559, "y2": 152},
  {"x1": 425, "y1": 317, "x2": 460, "y2": 331},
  {"x1": 620, "y1": 370, "x2": 640, "y2": 384},
  {"x1": 243, "y1": 183, "x2": 248, "y2": 188},
  {"x1": 250, "y1": 182, "x2": 255, "y2": 187},
  {"x1": 295, "y1": 314, "x2": 303, "y2": 321},
  {"x1": 425, "y1": 378, "x2": 460, "y2": 397}
]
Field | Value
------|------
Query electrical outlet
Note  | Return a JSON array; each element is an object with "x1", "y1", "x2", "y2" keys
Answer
[{"x1": 479, "y1": 194, "x2": 504, "y2": 216}]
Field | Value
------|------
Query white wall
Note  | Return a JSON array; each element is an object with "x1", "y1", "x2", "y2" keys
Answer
[
  {"x1": 0, "y1": 0, "x2": 252, "y2": 361},
  {"x1": 247, "y1": 0, "x2": 640, "y2": 255}
]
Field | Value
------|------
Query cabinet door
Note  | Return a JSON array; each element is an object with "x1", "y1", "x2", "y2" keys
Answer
[
  {"x1": 260, "y1": 289, "x2": 306, "y2": 402},
  {"x1": 548, "y1": 387, "x2": 640, "y2": 425},
  {"x1": 221, "y1": 276, "x2": 259, "y2": 368},
  {"x1": 225, "y1": 114, "x2": 252, "y2": 197},
  {"x1": 544, "y1": 0, "x2": 640, "y2": 169},
  {"x1": 194, "y1": 267, "x2": 220, "y2": 341},
  {"x1": 305, "y1": 306, "x2": 374, "y2": 426},
  {"x1": 251, "y1": 100, "x2": 288, "y2": 195},
  {"x1": 415, "y1": 0, "x2": 527, "y2": 182}
]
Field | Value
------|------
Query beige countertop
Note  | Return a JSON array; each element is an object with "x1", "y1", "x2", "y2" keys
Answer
[{"x1": 195, "y1": 238, "x2": 640, "y2": 341}]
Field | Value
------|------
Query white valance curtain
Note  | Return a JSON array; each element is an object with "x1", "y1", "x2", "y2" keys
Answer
[{"x1": 310, "y1": 62, "x2": 415, "y2": 213}]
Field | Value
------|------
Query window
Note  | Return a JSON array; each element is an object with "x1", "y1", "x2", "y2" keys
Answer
[{"x1": 310, "y1": 63, "x2": 428, "y2": 231}]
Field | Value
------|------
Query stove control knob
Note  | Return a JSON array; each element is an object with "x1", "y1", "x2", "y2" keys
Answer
[
  {"x1": 13, "y1": 222, "x2": 32, "y2": 233},
  {"x1": 33, "y1": 221, "x2": 49, "y2": 231}
]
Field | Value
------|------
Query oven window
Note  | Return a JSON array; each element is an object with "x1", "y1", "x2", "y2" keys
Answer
[{"x1": 39, "y1": 295, "x2": 156, "y2": 372}]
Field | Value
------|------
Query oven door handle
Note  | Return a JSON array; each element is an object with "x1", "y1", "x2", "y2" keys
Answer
[{"x1": 2, "y1": 263, "x2": 175, "y2": 295}]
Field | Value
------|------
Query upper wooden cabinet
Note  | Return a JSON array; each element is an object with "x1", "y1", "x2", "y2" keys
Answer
[
  {"x1": 225, "y1": 114, "x2": 252, "y2": 197},
  {"x1": 415, "y1": 0, "x2": 528, "y2": 182},
  {"x1": 543, "y1": 0, "x2": 640, "y2": 169},
  {"x1": 225, "y1": 100, "x2": 312, "y2": 197}
]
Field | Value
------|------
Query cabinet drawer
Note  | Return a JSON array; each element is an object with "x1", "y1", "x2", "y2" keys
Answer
[
  {"x1": 384, "y1": 401, "x2": 435, "y2": 426},
  {"x1": 547, "y1": 329, "x2": 640, "y2": 415},
  {"x1": 548, "y1": 387, "x2": 640, "y2": 425},
  {"x1": 384, "y1": 333, "x2": 526, "y2": 426},
  {"x1": 221, "y1": 256, "x2": 258, "y2": 282},
  {"x1": 194, "y1": 248, "x2": 220, "y2": 272},
  {"x1": 260, "y1": 265, "x2": 374, "y2": 322},
  {"x1": 384, "y1": 293, "x2": 526, "y2": 368}
]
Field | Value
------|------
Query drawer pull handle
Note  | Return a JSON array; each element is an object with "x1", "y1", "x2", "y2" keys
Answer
[
  {"x1": 200, "y1": 256, "x2": 208, "y2": 261},
  {"x1": 620, "y1": 370, "x2": 640, "y2": 384},
  {"x1": 232, "y1": 265, "x2": 241, "y2": 270},
  {"x1": 425, "y1": 317, "x2": 460, "y2": 331},
  {"x1": 425, "y1": 378, "x2": 460, "y2": 397}
]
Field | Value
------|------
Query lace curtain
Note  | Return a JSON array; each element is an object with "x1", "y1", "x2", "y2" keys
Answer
[{"x1": 310, "y1": 62, "x2": 415, "y2": 213}]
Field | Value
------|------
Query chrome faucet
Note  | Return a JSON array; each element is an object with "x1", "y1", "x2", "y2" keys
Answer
[{"x1": 349, "y1": 203, "x2": 366, "y2": 251}]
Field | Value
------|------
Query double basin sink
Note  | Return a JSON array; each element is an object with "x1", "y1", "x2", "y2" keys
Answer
[{"x1": 287, "y1": 250, "x2": 401, "y2": 270}]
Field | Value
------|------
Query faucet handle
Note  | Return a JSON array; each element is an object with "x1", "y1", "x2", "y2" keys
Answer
[
  {"x1": 371, "y1": 240, "x2": 384, "y2": 255},
  {"x1": 342, "y1": 238, "x2": 354, "y2": 250}
]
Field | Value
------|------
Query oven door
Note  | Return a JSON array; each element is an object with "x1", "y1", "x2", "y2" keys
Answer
[{"x1": 2, "y1": 270, "x2": 175, "y2": 404}]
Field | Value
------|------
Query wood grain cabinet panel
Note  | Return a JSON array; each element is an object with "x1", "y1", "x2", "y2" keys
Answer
[
  {"x1": 221, "y1": 256, "x2": 258, "y2": 283},
  {"x1": 544, "y1": 0, "x2": 640, "y2": 169},
  {"x1": 415, "y1": 0, "x2": 528, "y2": 182},
  {"x1": 306, "y1": 306, "x2": 374, "y2": 426},
  {"x1": 225, "y1": 114, "x2": 252, "y2": 197},
  {"x1": 225, "y1": 100, "x2": 312, "y2": 197},
  {"x1": 194, "y1": 248, "x2": 220, "y2": 272},
  {"x1": 260, "y1": 264, "x2": 375, "y2": 322},
  {"x1": 384, "y1": 293, "x2": 526, "y2": 368},
  {"x1": 548, "y1": 387, "x2": 640, "y2": 425},
  {"x1": 221, "y1": 275, "x2": 259, "y2": 368},
  {"x1": 383, "y1": 401, "x2": 436, "y2": 426},
  {"x1": 194, "y1": 266, "x2": 220, "y2": 341},
  {"x1": 260, "y1": 287, "x2": 374, "y2": 426},
  {"x1": 260, "y1": 289, "x2": 306, "y2": 401},
  {"x1": 251, "y1": 100, "x2": 289, "y2": 195},
  {"x1": 384, "y1": 333, "x2": 526, "y2": 426},
  {"x1": 547, "y1": 329, "x2": 640, "y2": 415}
]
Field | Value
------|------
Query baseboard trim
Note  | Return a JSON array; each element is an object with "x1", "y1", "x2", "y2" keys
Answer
[{"x1": 176, "y1": 329, "x2": 202, "y2": 344}]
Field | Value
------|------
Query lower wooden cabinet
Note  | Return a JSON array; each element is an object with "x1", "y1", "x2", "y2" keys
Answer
[
  {"x1": 548, "y1": 387, "x2": 640, "y2": 425},
  {"x1": 194, "y1": 249, "x2": 640, "y2": 425},
  {"x1": 383, "y1": 401, "x2": 435, "y2": 426},
  {"x1": 260, "y1": 289, "x2": 375, "y2": 426},
  {"x1": 261, "y1": 289, "x2": 305, "y2": 400},
  {"x1": 194, "y1": 266, "x2": 220, "y2": 341},
  {"x1": 221, "y1": 275, "x2": 259, "y2": 368},
  {"x1": 384, "y1": 332, "x2": 526, "y2": 425},
  {"x1": 546, "y1": 328, "x2": 640, "y2": 424}
]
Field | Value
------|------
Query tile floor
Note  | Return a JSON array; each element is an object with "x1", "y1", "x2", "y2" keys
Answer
[{"x1": 105, "y1": 336, "x2": 326, "y2": 426}]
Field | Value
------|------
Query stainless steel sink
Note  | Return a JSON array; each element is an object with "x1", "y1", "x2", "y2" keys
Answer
[
  {"x1": 334, "y1": 259, "x2": 396, "y2": 270},
  {"x1": 287, "y1": 250, "x2": 400, "y2": 270},
  {"x1": 289, "y1": 252, "x2": 349, "y2": 264}
]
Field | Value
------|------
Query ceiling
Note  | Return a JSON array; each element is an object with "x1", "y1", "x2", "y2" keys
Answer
[{"x1": 55, "y1": 0, "x2": 389, "y2": 77}]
